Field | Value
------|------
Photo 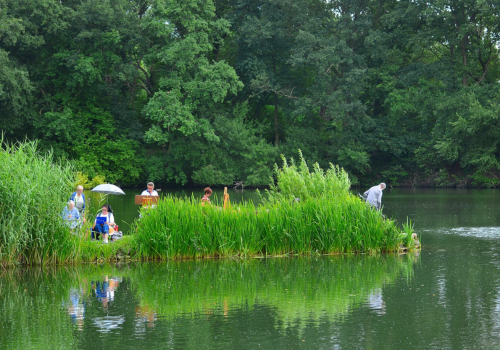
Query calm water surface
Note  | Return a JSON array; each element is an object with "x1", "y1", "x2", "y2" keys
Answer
[{"x1": 2, "y1": 188, "x2": 500, "y2": 349}]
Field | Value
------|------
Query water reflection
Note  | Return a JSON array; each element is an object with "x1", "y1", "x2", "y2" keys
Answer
[
  {"x1": 92, "y1": 276, "x2": 122, "y2": 310},
  {"x1": 0, "y1": 256, "x2": 415, "y2": 349},
  {"x1": 65, "y1": 287, "x2": 86, "y2": 330},
  {"x1": 4, "y1": 189, "x2": 500, "y2": 349},
  {"x1": 366, "y1": 288, "x2": 386, "y2": 315}
]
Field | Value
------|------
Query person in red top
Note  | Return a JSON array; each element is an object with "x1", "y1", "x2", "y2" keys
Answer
[{"x1": 201, "y1": 187, "x2": 212, "y2": 206}]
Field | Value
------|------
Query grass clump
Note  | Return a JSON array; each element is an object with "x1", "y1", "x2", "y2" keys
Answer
[
  {"x1": 0, "y1": 139, "x2": 82, "y2": 265},
  {"x1": 262, "y1": 150, "x2": 351, "y2": 204},
  {"x1": 133, "y1": 152, "x2": 407, "y2": 259}
]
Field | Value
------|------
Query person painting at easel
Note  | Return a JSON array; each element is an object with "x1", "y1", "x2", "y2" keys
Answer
[
  {"x1": 141, "y1": 182, "x2": 159, "y2": 196},
  {"x1": 140, "y1": 182, "x2": 159, "y2": 209},
  {"x1": 201, "y1": 187, "x2": 230, "y2": 209}
]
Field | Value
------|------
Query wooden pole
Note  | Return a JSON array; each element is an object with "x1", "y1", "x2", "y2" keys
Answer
[{"x1": 223, "y1": 187, "x2": 230, "y2": 210}]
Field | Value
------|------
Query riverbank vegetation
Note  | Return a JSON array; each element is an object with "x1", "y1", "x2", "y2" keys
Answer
[
  {"x1": 133, "y1": 154, "x2": 410, "y2": 259},
  {"x1": 2, "y1": 0, "x2": 500, "y2": 188},
  {"x1": 0, "y1": 140, "x2": 136, "y2": 265},
  {"x1": 0, "y1": 140, "x2": 79, "y2": 265},
  {"x1": 0, "y1": 141, "x2": 415, "y2": 265}
]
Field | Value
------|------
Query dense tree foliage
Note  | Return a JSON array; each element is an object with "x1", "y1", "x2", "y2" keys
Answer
[{"x1": 1, "y1": 0, "x2": 500, "y2": 187}]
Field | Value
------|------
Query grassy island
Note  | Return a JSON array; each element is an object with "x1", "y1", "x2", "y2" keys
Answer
[
  {"x1": 133, "y1": 152, "x2": 415, "y2": 259},
  {"x1": 0, "y1": 142, "x2": 416, "y2": 266}
]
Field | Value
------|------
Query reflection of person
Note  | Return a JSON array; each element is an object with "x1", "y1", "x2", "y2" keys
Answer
[
  {"x1": 141, "y1": 182, "x2": 159, "y2": 196},
  {"x1": 367, "y1": 288, "x2": 386, "y2": 315},
  {"x1": 92, "y1": 276, "x2": 121, "y2": 310},
  {"x1": 201, "y1": 187, "x2": 212, "y2": 206},
  {"x1": 61, "y1": 200, "x2": 80, "y2": 230},
  {"x1": 135, "y1": 305, "x2": 157, "y2": 329},
  {"x1": 92, "y1": 205, "x2": 115, "y2": 243},
  {"x1": 363, "y1": 183, "x2": 386, "y2": 210},
  {"x1": 67, "y1": 287, "x2": 86, "y2": 330},
  {"x1": 70, "y1": 185, "x2": 86, "y2": 223}
]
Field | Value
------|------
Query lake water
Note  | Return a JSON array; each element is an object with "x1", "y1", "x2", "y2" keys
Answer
[{"x1": 2, "y1": 188, "x2": 500, "y2": 349}]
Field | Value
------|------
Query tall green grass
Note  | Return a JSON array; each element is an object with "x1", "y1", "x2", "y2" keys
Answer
[
  {"x1": 133, "y1": 194, "x2": 402, "y2": 259},
  {"x1": 0, "y1": 141, "x2": 414, "y2": 264},
  {"x1": 133, "y1": 153, "x2": 406, "y2": 259},
  {"x1": 0, "y1": 140, "x2": 82, "y2": 265},
  {"x1": 261, "y1": 150, "x2": 351, "y2": 204}
]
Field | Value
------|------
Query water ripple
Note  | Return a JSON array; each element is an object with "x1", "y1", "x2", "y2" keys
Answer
[{"x1": 439, "y1": 227, "x2": 500, "y2": 239}]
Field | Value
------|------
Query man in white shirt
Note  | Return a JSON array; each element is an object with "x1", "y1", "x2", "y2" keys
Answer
[
  {"x1": 141, "y1": 182, "x2": 159, "y2": 196},
  {"x1": 363, "y1": 183, "x2": 386, "y2": 210}
]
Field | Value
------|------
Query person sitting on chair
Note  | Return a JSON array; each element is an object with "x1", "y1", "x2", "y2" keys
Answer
[
  {"x1": 62, "y1": 200, "x2": 80, "y2": 231},
  {"x1": 140, "y1": 182, "x2": 159, "y2": 209},
  {"x1": 92, "y1": 204, "x2": 115, "y2": 243}
]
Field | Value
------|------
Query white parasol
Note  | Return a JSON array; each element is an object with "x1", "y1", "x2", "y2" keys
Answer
[{"x1": 91, "y1": 184, "x2": 126, "y2": 195}]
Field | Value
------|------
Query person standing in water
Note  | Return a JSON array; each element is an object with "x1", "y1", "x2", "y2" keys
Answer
[{"x1": 363, "y1": 183, "x2": 386, "y2": 210}]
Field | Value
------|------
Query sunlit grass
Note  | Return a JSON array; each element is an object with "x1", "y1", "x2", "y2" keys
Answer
[
  {"x1": 132, "y1": 194, "x2": 402, "y2": 259},
  {"x1": 0, "y1": 139, "x2": 82, "y2": 265},
  {"x1": 132, "y1": 152, "x2": 407, "y2": 259},
  {"x1": 0, "y1": 141, "x2": 414, "y2": 265}
]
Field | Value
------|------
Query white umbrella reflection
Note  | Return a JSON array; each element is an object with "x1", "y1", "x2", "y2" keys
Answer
[{"x1": 93, "y1": 316, "x2": 125, "y2": 333}]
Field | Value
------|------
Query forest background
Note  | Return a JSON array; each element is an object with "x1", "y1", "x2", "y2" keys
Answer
[{"x1": 1, "y1": 0, "x2": 500, "y2": 188}]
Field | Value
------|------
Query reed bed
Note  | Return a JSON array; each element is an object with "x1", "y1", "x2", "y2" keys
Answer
[
  {"x1": 262, "y1": 150, "x2": 351, "y2": 204},
  {"x1": 133, "y1": 193, "x2": 402, "y2": 259},
  {"x1": 0, "y1": 141, "x2": 414, "y2": 264},
  {"x1": 133, "y1": 153, "x2": 407, "y2": 259},
  {"x1": 0, "y1": 140, "x2": 84, "y2": 265}
]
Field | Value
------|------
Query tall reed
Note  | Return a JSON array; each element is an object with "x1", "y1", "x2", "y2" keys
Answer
[
  {"x1": 132, "y1": 193, "x2": 402, "y2": 259},
  {"x1": 133, "y1": 152, "x2": 406, "y2": 259},
  {"x1": 261, "y1": 150, "x2": 351, "y2": 204},
  {"x1": 0, "y1": 139, "x2": 80, "y2": 265}
]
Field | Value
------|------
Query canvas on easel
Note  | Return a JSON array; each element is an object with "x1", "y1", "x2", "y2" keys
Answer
[{"x1": 135, "y1": 195, "x2": 159, "y2": 205}]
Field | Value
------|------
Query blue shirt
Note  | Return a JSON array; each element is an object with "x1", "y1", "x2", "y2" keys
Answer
[{"x1": 62, "y1": 207, "x2": 80, "y2": 229}]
